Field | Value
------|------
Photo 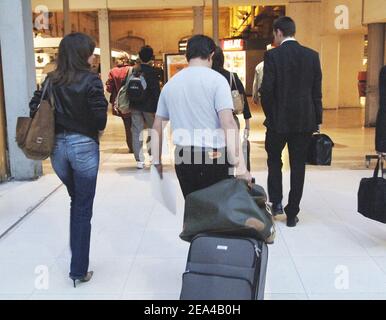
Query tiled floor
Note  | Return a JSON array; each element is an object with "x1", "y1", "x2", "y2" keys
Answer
[{"x1": 1, "y1": 107, "x2": 386, "y2": 300}]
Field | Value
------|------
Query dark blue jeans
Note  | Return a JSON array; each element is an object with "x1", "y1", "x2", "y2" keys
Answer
[{"x1": 51, "y1": 132, "x2": 100, "y2": 279}]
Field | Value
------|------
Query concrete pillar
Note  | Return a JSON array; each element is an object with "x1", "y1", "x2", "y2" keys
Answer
[
  {"x1": 287, "y1": 0, "x2": 322, "y2": 52},
  {"x1": 63, "y1": 0, "x2": 71, "y2": 36},
  {"x1": 212, "y1": 0, "x2": 219, "y2": 45},
  {"x1": 0, "y1": 0, "x2": 42, "y2": 180},
  {"x1": 98, "y1": 9, "x2": 111, "y2": 88},
  {"x1": 321, "y1": 35, "x2": 340, "y2": 109},
  {"x1": 251, "y1": 6, "x2": 256, "y2": 29},
  {"x1": 193, "y1": 6, "x2": 204, "y2": 35},
  {"x1": 365, "y1": 23, "x2": 385, "y2": 126},
  {"x1": 338, "y1": 34, "x2": 365, "y2": 108},
  {"x1": 0, "y1": 52, "x2": 8, "y2": 182}
]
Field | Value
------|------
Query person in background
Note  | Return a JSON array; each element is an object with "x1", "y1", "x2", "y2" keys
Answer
[
  {"x1": 212, "y1": 46, "x2": 252, "y2": 138},
  {"x1": 260, "y1": 16, "x2": 323, "y2": 227},
  {"x1": 130, "y1": 46, "x2": 161, "y2": 169},
  {"x1": 152, "y1": 35, "x2": 252, "y2": 198},
  {"x1": 252, "y1": 44, "x2": 274, "y2": 105},
  {"x1": 376, "y1": 65, "x2": 386, "y2": 154},
  {"x1": 106, "y1": 53, "x2": 134, "y2": 153},
  {"x1": 29, "y1": 33, "x2": 108, "y2": 287},
  {"x1": 41, "y1": 54, "x2": 57, "y2": 83},
  {"x1": 153, "y1": 61, "x2": 165, "y2": 86}
]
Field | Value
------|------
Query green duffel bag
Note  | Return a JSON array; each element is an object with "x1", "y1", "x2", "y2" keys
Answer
[{"x1": 180, "y1": 178, "x2": 276, "y2": 244}]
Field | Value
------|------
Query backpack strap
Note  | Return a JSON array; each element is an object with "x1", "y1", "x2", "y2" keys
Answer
[{"x1": 122, "y1": 66, "x2": 133, "y2": 86}]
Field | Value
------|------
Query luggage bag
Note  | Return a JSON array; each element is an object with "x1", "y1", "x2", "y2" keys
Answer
[{"x1": 180, "y1": 233, "x2": 268, "y2": 300}]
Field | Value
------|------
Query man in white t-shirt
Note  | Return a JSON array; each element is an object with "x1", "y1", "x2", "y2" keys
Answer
[{"x1": 151, "y1": 35, "x2": 251, "y2": 198}]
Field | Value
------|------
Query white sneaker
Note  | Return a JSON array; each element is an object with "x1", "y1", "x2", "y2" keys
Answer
[{"x1": 136, "y1": 161, "x2": 145, "y2": 169}]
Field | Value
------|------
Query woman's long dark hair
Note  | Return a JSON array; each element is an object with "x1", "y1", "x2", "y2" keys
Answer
[
  {"x1": 50, "y1": 33, "x2": 96, "y2": 85},
  {"x1": 212, "y1": 46, "x2": 225, "y2": 72}
]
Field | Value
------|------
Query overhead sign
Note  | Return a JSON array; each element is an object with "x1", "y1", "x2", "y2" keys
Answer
[{"x1": 221, "y1": 38, "x2": 245, "y2": 51}]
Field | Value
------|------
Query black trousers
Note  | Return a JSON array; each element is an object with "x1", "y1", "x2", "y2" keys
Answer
[
  {"x1": 265, "y1": 130, "x2": 312, "y2": 218},
  {"x1": 174, "y1": 146, "x2": 231, "y2": 198}
]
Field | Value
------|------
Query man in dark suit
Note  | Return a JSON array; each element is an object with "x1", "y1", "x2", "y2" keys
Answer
[{"x1": 260, "y1": 16, "x2": 323, "y2": 227}]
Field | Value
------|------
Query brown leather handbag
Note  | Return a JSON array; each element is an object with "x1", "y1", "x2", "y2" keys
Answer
[{"x1": 16, "y1": 80, "x2": 55, "y2": 160}]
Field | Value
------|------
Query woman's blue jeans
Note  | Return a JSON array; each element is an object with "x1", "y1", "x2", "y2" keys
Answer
[{"x1": 51, "y1": 132, "x2": 100, "y2": 279}]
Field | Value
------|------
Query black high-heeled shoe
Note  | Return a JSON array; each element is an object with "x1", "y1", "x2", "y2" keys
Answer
[{"x1": 70, "y1": 271, "x2": 94, "y2": 288}]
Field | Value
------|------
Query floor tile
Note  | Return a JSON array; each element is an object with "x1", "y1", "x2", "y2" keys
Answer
[
  {"x1": 29, "y1": 294, "x2": 120, "y2": 300},
  {"x1": 280, "y1": 224, "x2": 368, "y2": 257},
  {"x1": 31, "y1": 256, "x2": 134, "y2": 295},
  {"x1": 265, "y1": 256, "x2": 306, "y2": 294},
  {"x1": 136, "y1": 228, "x2": 189, "y2": 258},
  {"x1": 0, "y1": 258, "x2": 56, "y2": 295},
  {"x1": 293, "y1": 256, "x2": 386, "y2": 294},
  {"x1": 308, "y1": 293, "x2": 386, "y2": 300},
  {"x1": 123, "y1": 257, "x2": 186, "y2": 294},
  {"x1": 122, "y1": 292, "x2": 180, "y2": 300},
  {"x1": 265, "y1": 293, "x2": 308, "y2": 300}
]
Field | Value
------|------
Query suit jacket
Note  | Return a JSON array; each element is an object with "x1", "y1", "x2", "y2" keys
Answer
[
  {"x1": 376, "y1": 66, "x2": 386, "y2": 153},
  {"x1": 260, "y1": 40, "x2": 323, "y2": 133}
]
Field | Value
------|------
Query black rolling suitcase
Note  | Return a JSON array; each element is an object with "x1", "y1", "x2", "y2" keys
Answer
[{"x1": 180, "y1": 233, "x2": 268, "y2": 300}]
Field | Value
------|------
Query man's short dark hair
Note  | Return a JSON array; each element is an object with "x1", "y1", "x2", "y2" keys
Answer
[
  {"x1": 186, "y1": 35, "x2": 216, "y2": 62},
  {"x1": 139, "y1": 45, "x2": 154, "y2": 63},
  {"x1": 273, "y1": 16, "x2": 296, "y2": 37}
]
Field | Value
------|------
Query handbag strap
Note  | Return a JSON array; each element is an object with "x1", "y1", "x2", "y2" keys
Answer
[
  {"x1": 373, "y1": 156, "x2": 384, "y2": 178},
  {"x1": 40, "y1": 78, "x2": 50, "y2": 103},
  {"x1": 36, "y1": 78, "x2": 55, "y2": 112},
  {"x1": 230, "y1": 72, "x2": 238, "y2": 91}
]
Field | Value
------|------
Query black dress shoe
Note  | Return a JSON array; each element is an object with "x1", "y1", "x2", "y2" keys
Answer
[
  {"x1": 286, "y1": 217, "x2": 299, "y2": 227},
  {"x1": 271, "y1": 203, "x2": 284, "y2": 216}
]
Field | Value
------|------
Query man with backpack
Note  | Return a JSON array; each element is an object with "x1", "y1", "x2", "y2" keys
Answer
[
  {"x1": 105, "y1": 53, "x2": 134, "y2": 153},
  {"x1": 129, "y1": 46, "x2": 161, "y2": 169}
]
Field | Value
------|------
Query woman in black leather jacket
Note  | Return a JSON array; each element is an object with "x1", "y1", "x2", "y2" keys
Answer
[{"x1": 29, "y1": 33, "x2": 108, "y2": 287}]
